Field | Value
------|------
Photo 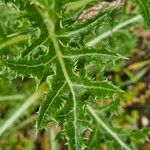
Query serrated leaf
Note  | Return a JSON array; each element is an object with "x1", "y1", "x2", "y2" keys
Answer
[
  {"x1": 37, "y1": 67, "x2": 87, "y2": 149},
  {"x1": 1, "y1": 0, "x2": 139, "y2": 149},
  {"x1": 62, "y1": 47, "x2": 126, "y2": 63},
  {"x1": 72, "y1": 80, "x2": 121, "y2": 99},
  {"x1": 35, "y1": 4, "x2": 123, "y2": 149},
  {"x1": 4, "y1": 55, "x2": 56, "y2": 85}
]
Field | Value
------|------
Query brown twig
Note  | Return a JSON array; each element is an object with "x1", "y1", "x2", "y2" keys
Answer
[{"x1": 76, "y1": 0, "x2": 126, "y2": 23}]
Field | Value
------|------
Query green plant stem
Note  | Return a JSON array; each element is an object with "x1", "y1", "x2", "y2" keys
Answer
[
  {"x1": 0, "y1": 83, "x2": 48, "y2": 136},
  {"x1": 121, "y1": 67, "x2": 149, "y2": 86},
  {"x1": 0, "y1": 94, "x2": 25, "y2": 101},
  {"x1": 16, "y1": 115, "x2": 37, "y2": 130},
  {"x1": 87, "y1": 105, "x2": 131, "y2": 150},
  {"x1": 86, "y1": 15, "x2": 142, "y2": 46},
  {"x1": 49, "y1": 125, "x2": 59, "y2": 150},
  {"x1": 0, "y1": 35, "x2": 28, "y2": 50}
]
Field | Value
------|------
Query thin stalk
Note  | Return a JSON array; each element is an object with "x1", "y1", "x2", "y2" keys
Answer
[
  {"x1": 86, "y1": 15, "x2": 142, "y2": 46},
  {"x1": 87, "y1": 105, "x2": 131, "y2": 150},
  {"x1": 121, "y1": 67, "x2": 149, "y2": 86},
  {"x1": 0, "y1": 83, "x2": 48, "y2": 136},
  {"x1": 0, "y1": 94, "x2": 25, "y2": 101},
  {"x1": 16, "y1": 115, "x2": 37, "y2": 130},
  {"x1": 49, "y1": 125, "x2": 59, "y2": 150},
  {"x1": 0, "y1": 35, "x2": 28, "y2": 50}
]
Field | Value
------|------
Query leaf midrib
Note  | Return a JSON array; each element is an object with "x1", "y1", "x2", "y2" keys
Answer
[{"x1": 42, "y1": 10, "x2": 79, "y2": 148}]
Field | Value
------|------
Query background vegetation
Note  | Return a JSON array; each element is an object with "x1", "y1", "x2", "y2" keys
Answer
[{"x1": 0, "y1": 0, "x2": 149, "y2": 149}]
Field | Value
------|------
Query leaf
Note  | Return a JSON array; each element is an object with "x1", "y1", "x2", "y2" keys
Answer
[
  {"x1": 133, "y1": 0, "x2": 150, "y2": 29},
  {"x1": 62, "y1": 47, "x2": 126, "y2": 63},
  {"x1": 37, "y1": 67, "x2": 88, "y2": 149},
  {"x1": 1, "y1": 0, "x2": 140, "y2": 149},
  {"x1": 60, "y1": 6, "x2": 120, "y2": 38},
  {"x1": 33, "y1": 3, "x2": 122, "y2": 148},
  {"x1": 4, "y1": 54, "x2": 56, "y2": 85},
  {"x1": 72, "y1": 80, "x2": 121, "y2": 99}
]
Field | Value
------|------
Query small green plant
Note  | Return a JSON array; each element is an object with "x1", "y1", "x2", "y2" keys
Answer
[{"x1": 0, "y1": 0, "x2": 149, "y2": 149}]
